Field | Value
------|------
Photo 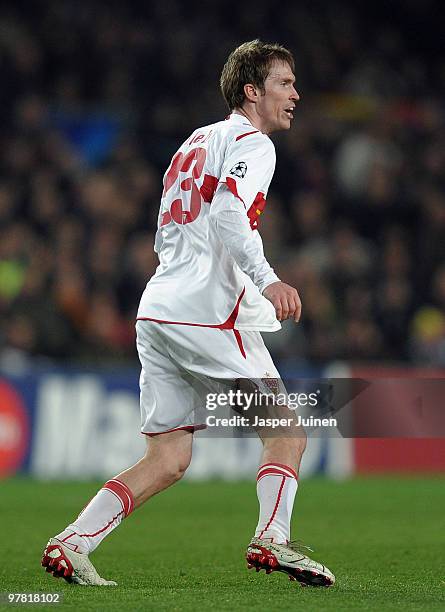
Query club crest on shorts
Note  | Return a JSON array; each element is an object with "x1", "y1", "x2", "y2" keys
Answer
[
  {"x1": 262, "y1": 375, "x2": 280, "y2": 396},
  {"x1": 230, "y1": 161, "x2": 247, "y2": 178}
]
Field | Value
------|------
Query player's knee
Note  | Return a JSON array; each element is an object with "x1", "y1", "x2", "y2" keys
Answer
[
  {"x1": 143, "y1": 441, "x2": 191, "y2": 486},
  {"x1": 294, "y1": 428, "x2": 308, "y2": 455},
  {"x1": 160, "y1": 447, "x2": 192, "y2": 484},
  {"x1": 163, "y1": 457, "x2": 190, "y2": 484},
  {"x1": 295, "y1": 426, "x2": 307, "y2": 455},
  {"x1": 281, "y1": 435, "x2": 306, "y2": 465}
]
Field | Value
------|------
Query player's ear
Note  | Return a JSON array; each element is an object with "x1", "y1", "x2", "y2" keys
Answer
[{"x1": 243, "y1": 83, "x2": 259, "y2": 103}]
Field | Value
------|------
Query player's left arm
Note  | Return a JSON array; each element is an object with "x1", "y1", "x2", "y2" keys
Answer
[
  {"x1": 209, "y1": 132, "x2": 302, "y2": 321},
  {"x1": 210, "y1": 183, "x2": 280, "y2": 293},
  {"x1": 210, "y1": 188, "x2": 301, "y2": 322}
]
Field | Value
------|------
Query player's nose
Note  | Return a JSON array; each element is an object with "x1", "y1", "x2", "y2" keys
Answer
[{"x1": 291, "y1": 87, "x2": 300, "y2": 102}]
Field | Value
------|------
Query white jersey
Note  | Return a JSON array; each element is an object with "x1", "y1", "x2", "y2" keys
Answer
[{"x1": 137, "y1": 113, "x2": 281, "y2": 332}]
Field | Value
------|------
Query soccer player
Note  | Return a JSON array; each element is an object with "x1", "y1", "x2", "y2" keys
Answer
[{"x1": 41, "y1": 40, "x2": 335, "y2": 588}]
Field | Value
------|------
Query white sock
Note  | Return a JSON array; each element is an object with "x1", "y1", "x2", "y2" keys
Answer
[
  {"x1": 254, "y1": 463, "x2": 298, "y2": 544},
  {"x1": 55, "y1": 479, "x2": 135, "y2": 554}
]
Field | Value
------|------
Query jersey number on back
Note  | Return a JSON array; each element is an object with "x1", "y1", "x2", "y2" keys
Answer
[{"x1": 161, "y1": 147, "x2": 217, "y2": 226}]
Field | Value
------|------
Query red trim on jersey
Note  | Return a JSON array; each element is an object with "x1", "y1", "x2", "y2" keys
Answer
[
  {"x1": 218, "y1": 288, "x2": 245, "y2": 330},
  {"x1": 259, "y1": 476, "x2": 286, "y2": 539},
  {"x1": 247, "y1": 191, "x2": 266, "y2": 230},
  {"x1": 136, "y1": 288, "x2": 247, "y2": 358},
  {"x1": 233, "y1": 329, "x2": 246, "y2": 359},
  {"x1": 142, "y1": 424, "x2": 207, "y2": 437},
  {"x1": 225, "y1": 180, "x2": 267, "y2": 230},
  {"x1": 235, "y1": 130, "x2": 259, "y2": 141},
  {"x1": 200, "y1": 174, "x2": 218, "y2": 203},
  {"x1": 258, "y1": 462, "x2": 298, "y2": 480},
  {"x1": 226, "y1": 177, "x2": 246, "y2": 206},
  {"x1": 137, "y1": 288, "x2": 245, "y2": 331}
]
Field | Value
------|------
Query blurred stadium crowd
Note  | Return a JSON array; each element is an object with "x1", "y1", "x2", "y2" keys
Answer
[{"x1": 0, "y1": 0, "x2": 444, "y2": 367}]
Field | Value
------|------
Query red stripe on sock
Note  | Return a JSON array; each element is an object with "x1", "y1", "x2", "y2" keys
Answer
[
  {"x1": 259, "y1": 476, "x2": 286, "y2": 539},
  {"x1": 109, "y1": 479, "x2": 135, "y2": 515},
  {"x1": 102, "y1": 483, "x2": 127, "y2": 515},
  {"x1": 103, "y1": 479, "x2": 135, "y2": 516},
  {"x1": 257, "y1": 462, "x2": 298, "y2": 480},
  {"x1": 257, "y1": 467, "x2": 291, "y2": 482},
  {"x1": 61, "y1": 533, "x2": 75, "y2": 543},
  {"x1": 103, "y1": 488, "x2": 127, "y2": 515},
  {"x1": 77, "y1": 510, "x2": 124, "y2": 538}
]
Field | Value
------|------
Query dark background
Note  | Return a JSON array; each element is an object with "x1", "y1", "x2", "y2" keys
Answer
[{"x1": 1, "y1": 0, "x2": 444, "y2": 367}]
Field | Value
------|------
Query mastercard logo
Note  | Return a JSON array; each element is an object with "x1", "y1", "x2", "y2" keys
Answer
[{"x1": 0, "y1": 380, "x2": 30, "y2": 476}]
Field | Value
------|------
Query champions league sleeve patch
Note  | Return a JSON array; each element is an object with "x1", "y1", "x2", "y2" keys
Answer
[{"x1": 229, "y1": 161, "x2": 247, "y2": 178}]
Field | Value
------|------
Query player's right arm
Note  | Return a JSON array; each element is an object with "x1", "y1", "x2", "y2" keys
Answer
[{"x1": 209, "y1": 132, "x2": 301, "y2": 322}]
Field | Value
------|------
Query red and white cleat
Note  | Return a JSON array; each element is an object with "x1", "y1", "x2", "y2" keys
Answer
[
  {"x1": 41, "y1": 538, "x2": 117, "y2": 586},
  {"x1": 246, "y1": 537, "x2": 335, "y2": 587}
]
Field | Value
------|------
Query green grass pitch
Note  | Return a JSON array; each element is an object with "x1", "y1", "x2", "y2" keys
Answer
[{"x1": 1, "y1": 476, "x2": 444, "y2": 611}]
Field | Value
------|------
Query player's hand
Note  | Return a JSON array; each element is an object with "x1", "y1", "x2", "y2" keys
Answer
[{"x1": 263, "y1": 281, "x2": 302, "y2": 322}]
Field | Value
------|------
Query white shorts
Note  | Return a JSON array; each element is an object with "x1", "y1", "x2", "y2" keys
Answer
[{"x1": 135, "y1": 320, "x2": 281, "y2": 435}]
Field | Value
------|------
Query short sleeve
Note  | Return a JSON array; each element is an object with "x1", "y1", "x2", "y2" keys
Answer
[{"x1": 220, "y1": 133, "x2": 276, "y2": 209}]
